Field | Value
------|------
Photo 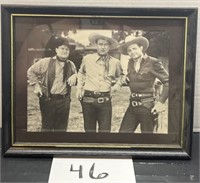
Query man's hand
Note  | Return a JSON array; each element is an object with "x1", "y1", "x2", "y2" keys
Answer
[
  {"x1": 33, "y1": 83, "x2": 43, "y2": 97},
  {"x1": 76, "y1": 89, "x2": 85, "y2": 100},
  {"x1": 67, "y1": 74, "x2": 77, "y2": 86},
  {"x1": 121, "y1": 75, "x2": 130, "y2": 85},
  {"x1": 151, "y1": 101, "x2": 166, "y2": 114},
  {"x1": 111, "y1": 83, "x2": 121, "y2": 94},
  {"x1": 152, "y1": 102, "x2": 166, "y2": 132}
]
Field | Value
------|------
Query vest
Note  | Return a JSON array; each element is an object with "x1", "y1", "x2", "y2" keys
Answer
[{"x1": 45, "y1": 58, "x2": 74, "y2": 97}]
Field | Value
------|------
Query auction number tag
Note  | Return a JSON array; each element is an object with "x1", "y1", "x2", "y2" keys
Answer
[{"x1": 48, "y1": 157, "x2": 136, "y2": 183}]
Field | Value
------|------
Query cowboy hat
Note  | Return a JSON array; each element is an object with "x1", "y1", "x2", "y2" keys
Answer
[
  {"x1": 88, "y1": 33, "x2": 118, "y2": 50},
  {"x1": 52, "y1": 37, "x2": 73, "y2": 50},
  {"x1": 120, "y1": 36, "x2": 149, "y2": 55},
  {"x1": 47, "y1": 36, "x2": 76, "y2": 51}
]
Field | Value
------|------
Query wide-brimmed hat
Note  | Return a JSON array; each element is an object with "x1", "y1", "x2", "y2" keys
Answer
[
  {"x1": 120, "y1": 36, "x2": 149, "y2": 55},
  {"x1": 46, "y1": 36, "x2": 74, "y2": 51},
  {"x1": 88, "y1": 33, "x2": 118, "y2": 50},
  {"x1": 51, "y1": 37, "x2": 73, "y2": 50}
]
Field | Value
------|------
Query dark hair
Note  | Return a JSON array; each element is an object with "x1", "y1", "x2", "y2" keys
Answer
[
  {"x1": 53, "y1": 37, "x2": 70, "y2": 49},
  {"x1": 45, "y1": 36, "x2": 70, "y2": 57}
]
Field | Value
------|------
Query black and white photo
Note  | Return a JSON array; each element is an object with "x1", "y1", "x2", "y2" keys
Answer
[{"x1": 1, "y1": 6, "x2": 197, "y2": 158}]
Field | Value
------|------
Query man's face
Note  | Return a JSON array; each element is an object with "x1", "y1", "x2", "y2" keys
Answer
[
  {"x1": 96, "y1": 39, "x2": 110, "y2": 56},
  {"x1": 55, "y1": 45, "x2": 70, "y2": 59},
  {"x1": 127, "y1": 43, "x2": 143, "y2": 60}
]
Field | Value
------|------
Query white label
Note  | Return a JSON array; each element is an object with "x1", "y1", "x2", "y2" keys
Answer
[{"x1": 48, "y1": 157, "x2": 136, "y2": 183}]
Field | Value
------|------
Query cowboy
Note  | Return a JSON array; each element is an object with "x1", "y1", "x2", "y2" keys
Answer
[
  {"x1": 119, "y1": 36, "x2": 169, "y2": 133},
  {"x1": 27, "y1": 37, "x2": 77, "y2": 132},
  {"x1": 76, "y1": 33, "x2": 124, "y2": 133}
]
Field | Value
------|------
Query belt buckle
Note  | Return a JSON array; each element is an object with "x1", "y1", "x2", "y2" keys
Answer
[
  {"x1": 131, "y1": 93, "x2": 143, "y2": 98},
  {"x1": 97, "y1": 97, "x2": 104, "y2": 103},
  {"x1": 132, "y1": 101, "x2": 138, "y2": 107},
  {"x1": 132, "y1": 101, "x2": 142, "y2": 107},
  {"x1": 94, "y1": 91, "x2": 100, "y2": 95},
  {"x1": 131, "y1": 93, "x2": 136, "y2": 98}
]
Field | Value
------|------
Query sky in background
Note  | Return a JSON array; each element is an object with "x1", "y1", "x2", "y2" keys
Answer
[{"x1": 68, "y1": 29, "x2": 112, "y2": 46}]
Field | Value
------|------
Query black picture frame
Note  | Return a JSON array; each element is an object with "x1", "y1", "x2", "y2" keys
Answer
[{"x1": 1, "y1": 5, "x2": 198, "y2": 159}]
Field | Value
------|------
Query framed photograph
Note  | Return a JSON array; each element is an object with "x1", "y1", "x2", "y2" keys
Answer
[{"x1": 1, "y1": 5, "x2": 198, "y2": 158}]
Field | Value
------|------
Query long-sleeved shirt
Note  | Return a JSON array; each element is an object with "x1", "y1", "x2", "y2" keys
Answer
[
  {"x1": 27, "y1": 56, "x2": 77, "y2": 95},
  {"x1": 77, "y1": 53, "x2": 123, "y2": 92},
  {"x1": 127, "y1": 54, "x2": 169, "y2": 103}
]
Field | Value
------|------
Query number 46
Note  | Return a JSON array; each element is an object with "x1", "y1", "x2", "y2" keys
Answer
[{"x1": 70, "y1": 163, "x2": 109, "y2": 179}]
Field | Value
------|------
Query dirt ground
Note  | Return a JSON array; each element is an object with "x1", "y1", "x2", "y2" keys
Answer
[{"x1": 27, "y1": 85, "x2": 168, "y2": 133}]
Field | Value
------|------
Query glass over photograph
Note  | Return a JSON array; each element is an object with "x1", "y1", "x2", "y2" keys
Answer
[
  {"x1": 3, "y1": 6, "x2": 195, "y2": 158},
  {"x1": 17, "y1": 17, "x2": 171, "y2": 134}
]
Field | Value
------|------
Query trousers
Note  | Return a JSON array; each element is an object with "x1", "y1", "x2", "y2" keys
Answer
[
  {"x1": 119, "y1": 103, "x2": 154, "y2": 133},
  {"x1": 81, "y1": 101, "x2": 112, "y2": 133},
  {"x1": 39, "y1": 95, "x2": 71, "y2": 132}
]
